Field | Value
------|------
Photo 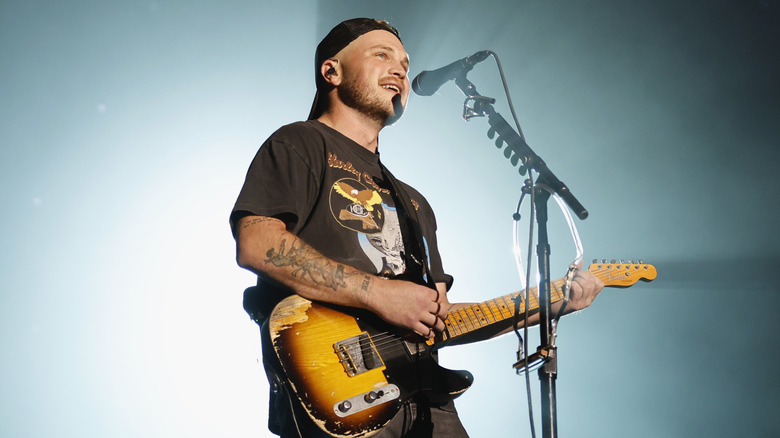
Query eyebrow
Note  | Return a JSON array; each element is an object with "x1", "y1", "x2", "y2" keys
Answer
[{"x1": 373, "y1": 44, "x2": 410, "y2": 70}]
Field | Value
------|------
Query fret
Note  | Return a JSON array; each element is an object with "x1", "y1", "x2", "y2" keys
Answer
[
  {"x1": 439, "y1": 327, "x2": 450, "y2": 342},
  {"x1": 458, "y1": 307, "x2": 478, "y2": 332},
  {"x1": 510, "y1": 293, "x2": 526, "y2": 315},
  {"x1": 446, "y1": 315, "x2": 463, "y2": 337},
  {"x1": 496, "y1": 296, "x2": 515, "y2": 319},
  {"x1": 550, "y1": 280, "x2": 565, "y2": 302},
  {"x1": 443, "y1": 318, "x2": 458, "y2": 338},
  {"x1": 515, "y1": 292, "x2": 533, "y2": 315},
  {"x1": 477, "y1": 302, "x2": 498, "y2": 325},
  {"x1": 486, "y1": 298, "x2": 510, "y2": 321},
  {"x1": 450, "y1": 308, "x2": 470, "y2": 334},
  {"x1": 464, "y1": 306, "x2": 484, "y2": 330},
  {"x1": 526, "y1": 289, "x2": 540, "y2": 311}
]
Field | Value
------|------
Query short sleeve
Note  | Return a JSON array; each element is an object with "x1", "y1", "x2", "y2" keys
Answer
[{"x1": 230, "y1": 137, "x2": 321, "y2": 236}]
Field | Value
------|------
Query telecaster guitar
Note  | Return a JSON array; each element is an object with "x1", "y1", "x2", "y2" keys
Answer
[{"x1": 267, "y1": 260, "x2": 657, "y2": 437}]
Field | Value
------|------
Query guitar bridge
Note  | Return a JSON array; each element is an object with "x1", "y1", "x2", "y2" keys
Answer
[{"x1": 334, "y1": 332, "x2": 384, "y2": 377}]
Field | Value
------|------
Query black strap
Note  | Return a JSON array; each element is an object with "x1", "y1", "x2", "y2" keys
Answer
[{"x1": 378, "y1": 162, "x2": 437, "y2": 290}]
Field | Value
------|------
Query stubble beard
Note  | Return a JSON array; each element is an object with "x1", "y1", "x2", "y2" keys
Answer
[{"x1": 338, "y1": 76, "x2": 405, "y2": 127}]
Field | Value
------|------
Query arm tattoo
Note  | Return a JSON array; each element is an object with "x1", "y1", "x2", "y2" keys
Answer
[
  {"x1": 241, "y1": 216, "x2": 276, "y2": 229},
  {"x1": 265, "y1": 238, "x2": 360, "y2": 292}
]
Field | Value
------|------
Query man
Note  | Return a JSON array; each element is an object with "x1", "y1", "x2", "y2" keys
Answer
[{"x1": 231, "y1": 18, "x2": 603, "y2": 438}]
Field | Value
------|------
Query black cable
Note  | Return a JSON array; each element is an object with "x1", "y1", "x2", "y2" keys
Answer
[
  {"x1": 490, "y1": 49, "x2": 538, "y2": 438},
  {"x1": 512, "y1": 176, "x2": 537, "y2": 438}
]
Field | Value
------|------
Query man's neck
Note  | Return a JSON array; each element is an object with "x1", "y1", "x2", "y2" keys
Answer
[{"x1": 317, "y1": 107, "x2": 384, "y2": 153}]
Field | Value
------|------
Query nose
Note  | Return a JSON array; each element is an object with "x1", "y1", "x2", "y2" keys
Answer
[{"x1": 389, "y1": 60, "x2": 407, "y2": 79}]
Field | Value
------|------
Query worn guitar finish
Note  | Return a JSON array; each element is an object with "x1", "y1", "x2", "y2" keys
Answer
[{"x1": 268, "y1": 261, "x2": 657, "y2": 437}]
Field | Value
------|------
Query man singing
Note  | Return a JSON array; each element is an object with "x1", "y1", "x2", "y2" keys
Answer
[{"x1": 230, "y1": 18, "x2": 603, "y2": 438}]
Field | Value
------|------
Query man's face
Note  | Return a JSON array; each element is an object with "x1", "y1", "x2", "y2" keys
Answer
[{"x1": 336, "y1": 30, "x2": 410, "y2": 126}]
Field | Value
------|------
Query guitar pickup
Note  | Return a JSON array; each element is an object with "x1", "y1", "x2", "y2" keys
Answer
[
  {"x1": 334, "y1": 332, "x2": 384, "y2": 377},
  {"x1": 333, "y1": 384, "x2": 400, "y2": 418}
]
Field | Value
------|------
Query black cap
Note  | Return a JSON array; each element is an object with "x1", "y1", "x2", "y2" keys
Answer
[{"x1": 307, "y1": 18, "x2": 401, "y2": 120}]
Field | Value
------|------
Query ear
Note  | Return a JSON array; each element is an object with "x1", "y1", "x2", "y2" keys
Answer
[{"x1": 320, "y1": 59, "x2": 341, "y2": 86}]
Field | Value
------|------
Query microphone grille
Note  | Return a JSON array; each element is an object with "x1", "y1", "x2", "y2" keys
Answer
[{"x1": 411, "y1": 71, "x2": 435, "y2": 96}]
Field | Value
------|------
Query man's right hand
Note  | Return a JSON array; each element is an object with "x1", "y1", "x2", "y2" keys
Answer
[{"x1": 365, "y1": 279, "x2": 449, "y2": 338}]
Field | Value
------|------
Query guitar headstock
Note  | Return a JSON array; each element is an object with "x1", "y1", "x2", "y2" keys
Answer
[{"x1": 587, "y1": 259, "x2": 657, "y2": 287}]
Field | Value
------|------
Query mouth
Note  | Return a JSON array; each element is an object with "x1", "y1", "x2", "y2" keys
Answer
[{"x1": 381, "y1": 84, "x2": 402, "y2": 94}]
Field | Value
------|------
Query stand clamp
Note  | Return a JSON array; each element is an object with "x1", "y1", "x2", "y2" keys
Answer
[{"x1": 513, "y1": 344, "x2": 557, "y2": 375}]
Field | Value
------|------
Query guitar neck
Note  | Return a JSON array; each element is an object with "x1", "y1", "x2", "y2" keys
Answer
[
  {"x1": 430, "y1": 261, "x2": 656, "y2": 347},
  {"x1": 431, "y1": 278, "x2": 565, "y2": 347}
]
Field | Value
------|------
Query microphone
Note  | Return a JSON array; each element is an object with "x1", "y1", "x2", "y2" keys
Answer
[{"x1": 412, "y1": 50, "x2": 490, "y2": 96}]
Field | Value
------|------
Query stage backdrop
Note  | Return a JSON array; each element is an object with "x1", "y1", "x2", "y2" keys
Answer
[{"x1": 1, "y1": 1, "x2": 778, "y2": 437}]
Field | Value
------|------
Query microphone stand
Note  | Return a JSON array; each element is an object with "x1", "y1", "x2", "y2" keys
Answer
[{"x1": 452, "y1": 75, "x2": 588, "y2": 438}]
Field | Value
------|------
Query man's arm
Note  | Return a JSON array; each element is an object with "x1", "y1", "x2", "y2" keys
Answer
[{"x1": 235, "y1": 215, "x2": 449, "y2": 337}]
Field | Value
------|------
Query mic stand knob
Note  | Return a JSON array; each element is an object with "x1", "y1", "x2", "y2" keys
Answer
[{"x1": 462, "y1": 95, "x2": 495, "y2": 121}]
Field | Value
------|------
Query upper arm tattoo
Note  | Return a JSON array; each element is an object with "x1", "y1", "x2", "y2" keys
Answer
[{"x1": 241, "y1": 216, "x2": 277, "y2": 229}]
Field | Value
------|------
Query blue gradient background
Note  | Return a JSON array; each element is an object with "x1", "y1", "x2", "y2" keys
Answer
[{"x1": 2, "y1": 1, "x2": 778, "y2": 437}]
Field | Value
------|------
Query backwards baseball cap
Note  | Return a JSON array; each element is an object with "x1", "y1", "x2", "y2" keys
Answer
[{"x1": 307, "y1": 18, "x2": 402, "y2": 120}]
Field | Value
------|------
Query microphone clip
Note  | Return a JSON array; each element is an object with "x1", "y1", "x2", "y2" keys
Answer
[{"x1": 462, "y1": 95, "x2": 495, "y2": 121}]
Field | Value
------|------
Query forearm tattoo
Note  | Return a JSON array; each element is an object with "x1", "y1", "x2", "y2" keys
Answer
[{"x1": 265, "y1": 238, "x2": 372, "y2": 293}]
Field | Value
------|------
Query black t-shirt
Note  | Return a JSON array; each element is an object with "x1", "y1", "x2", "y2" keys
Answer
[{"x1": 231, "y1": 120, "x2": 452, "y2": 317}]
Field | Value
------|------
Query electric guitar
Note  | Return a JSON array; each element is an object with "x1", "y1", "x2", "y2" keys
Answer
[{"x1": 268, "y1": 260, "x2": 657, "y2": 437}]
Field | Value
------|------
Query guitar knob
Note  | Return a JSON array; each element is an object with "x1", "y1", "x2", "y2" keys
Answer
[
  {"x1": 338, "y1": 400, "x2": 352, "y2": 413},
  {"x1": 364, "y1": 391, "x2": 379, "y2": 403}
]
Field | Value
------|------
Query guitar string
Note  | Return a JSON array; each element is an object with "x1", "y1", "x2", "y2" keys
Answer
[
  {"x1": 362, "y1": 267, "x2": 638, "y2": 348},
  {"x1": 281, "y1": 266, "x2": 645, "y2": 367},
  {"x1": 284, "y1": 276, "x2": 588, "y2": 353},
  {"x1": 281, "y1": 295, "x2": 543, "y2": 361},
  {"x1": 290, "y1": 296, "x2": 532, "y2": 352},
  {"x1": 282, "y1": 284, "x2": 566, "y2": 357},
  {"x1": 282, "y1": 269, "x2": 644, "y2": 370},
  {"x1": 289, "y1": 266, "x2": 634, "y2": 343},
  {"x1": 296, "y1": 268, "x2": 622, "y2": 343}
]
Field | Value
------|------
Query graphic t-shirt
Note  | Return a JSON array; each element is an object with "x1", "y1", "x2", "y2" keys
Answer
[{"x1": 231, "y1": 120, "x2": 451, "y2": 317}]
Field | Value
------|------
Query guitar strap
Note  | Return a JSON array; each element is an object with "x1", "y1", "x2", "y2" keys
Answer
[{"x1": 378, "y1": 160, "x2": 437, "y2": 291}]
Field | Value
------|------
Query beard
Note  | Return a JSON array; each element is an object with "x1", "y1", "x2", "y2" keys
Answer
[{"x1": 338, "y1": 75, "x2": 406, "y2": 127}]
